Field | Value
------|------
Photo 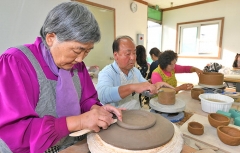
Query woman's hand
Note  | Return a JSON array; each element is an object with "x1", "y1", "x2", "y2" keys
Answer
[
  {"x1": 179, "y1": 83, "x2": 193, "y2": 90},
  {"x1": 174, "y1": 83, "x2": 193, "y2": 93},
  {"x1": 66, "y1": 104, "x2": 122, "y2": 133},
  {"x1": 101, "y1": 104, "x2": 123, "y2": 121},
  {"x1": 191, "y1": 67, "x2": 203, "y2": 77}
]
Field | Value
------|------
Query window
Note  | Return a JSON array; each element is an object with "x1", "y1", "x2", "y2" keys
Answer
[
  {"x1": 147, "y1": 20, "x2": 162, "y2": 63},
  {"x1": 176, "y1": 17, "x2": 224, "y2": 59}
]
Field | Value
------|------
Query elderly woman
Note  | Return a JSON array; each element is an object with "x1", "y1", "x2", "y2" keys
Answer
[
  {"x1": 151, "y1": 50, "x2": 203, "y2": 93},
  {"x1": 0, "y1": 2, "x2": 121, "y2": 153}
]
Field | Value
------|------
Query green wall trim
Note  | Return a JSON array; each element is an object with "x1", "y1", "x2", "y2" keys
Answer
[{"x1": 148, "y1": 7, "x2": 162, "y2": 21}]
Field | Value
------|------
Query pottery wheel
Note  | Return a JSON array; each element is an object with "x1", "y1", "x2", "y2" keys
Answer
[
  {"x1": 150, "y1": 109, "x2": 185, "y2": 123},
  {"x1": 97, "y1": 110, "x2": 174, "y2": 150},
  {"x1": 150, "y1": 97, "x2": 186, "y2": 113},
  {"x1": 198, "y1": 83, "x2": 225, "y2": 89}
]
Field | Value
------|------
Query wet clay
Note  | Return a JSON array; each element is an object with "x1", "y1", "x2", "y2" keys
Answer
[
  {"x1": 199, "y1": 72, "x2": 223, "y2": 86},
  {"x1": 217, "y1": 126, "x2": 240, "y2": 146},
  {"x1": 208, "y1": 113, "x2": 230, "y2": 128},
  {"x1": 191, "y1": 88, "x2": 204, "y2": 100},
  {"x1": 117, "y1": 110, "x2": 156, "y2": 130},
  {"x1": 158, "y1": 88, "x2": 176, "y2": 105},
  {"x1": 98, "y1": 110, "x2": 174, "y2": 150},
  {"x1": 188, "y1": 122, "x2": 204, "y2": 135}
]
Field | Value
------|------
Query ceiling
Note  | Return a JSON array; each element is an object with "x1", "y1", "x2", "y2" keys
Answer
[{"x1": 139, "y1": 0, "x2": 218, "y2": 10}]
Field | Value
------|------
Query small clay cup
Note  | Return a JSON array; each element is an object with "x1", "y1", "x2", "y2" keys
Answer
[
  {"x1": 217, "y1": 126, "x2": 240, "y2": 146},
  {"x1": 188, "y1": 121, "x2": 204, "y2": 135},
  {"x1": 208, "y1": 113, "x2": 230, "y2": 128},
  {"x1": 158, "y1": 88, "x2": 176, "y2": 105},
  {"x1": 191, "y1": 88, "x2": 204, "y2": 100}
]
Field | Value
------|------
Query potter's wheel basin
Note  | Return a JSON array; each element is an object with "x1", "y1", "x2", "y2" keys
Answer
[{"x1": 98, "y1": 110, "x2": 174, "y2": 150}]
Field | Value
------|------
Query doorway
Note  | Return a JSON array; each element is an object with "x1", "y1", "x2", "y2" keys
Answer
[{"x1": 147, "y1": 20, "x2": 162, "y2": 63}]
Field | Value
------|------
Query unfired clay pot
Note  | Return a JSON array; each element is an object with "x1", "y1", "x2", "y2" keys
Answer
[
  {"x1": 97, "y1": 110, "x2": 175, "y2": 150},
  {"x1": 158, "y1": 88, "x2": 176, "y2": 105},
  {"x1": 191, "y1": 88, "x2": 204, "y2": 100},
  {"x1": 188, "y1": 121, "x2": 204, "y2": 135},
  {"x1": 208, "y1": 113, "x2": 230, "y2": 128},
  {"x1": 217, "y1": 126, "x2": 240, "y2": 146},
  {"x1": 199, "y1": 72, "x2": 224, "y2": 86}
]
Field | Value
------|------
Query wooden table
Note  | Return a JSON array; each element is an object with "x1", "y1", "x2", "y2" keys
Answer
[
  {"x1": 60, "y1": 91, "x2": 236, "y2": 153},
  {"x1": 224, "y1": 77, "x2": 240, "y2": 92}
]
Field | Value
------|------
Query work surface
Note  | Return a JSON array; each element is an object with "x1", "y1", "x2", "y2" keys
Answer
[
  {"x1": 60, "y1": 91, "x2": 240, "y2": 153},
  {"x1": 180, "y1": 114, "x2": 240, "y2": 153}
]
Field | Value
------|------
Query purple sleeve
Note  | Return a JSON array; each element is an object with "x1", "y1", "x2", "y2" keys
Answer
[
  {"x1": 76, "y1": 62, "x2": 102, "y2": 113},
  {"x1": 175, "y1": 64, "x2": 192, "y2": 73},
  {"x1": 0, "y1": 51, "x2": 69, "y2": 153}
]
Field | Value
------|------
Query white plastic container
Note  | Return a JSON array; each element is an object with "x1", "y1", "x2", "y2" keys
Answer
[{"x1": 199, "y1": 93, "x2": 234, "y2": 113}]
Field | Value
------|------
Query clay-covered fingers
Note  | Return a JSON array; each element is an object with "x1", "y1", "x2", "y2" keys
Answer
[
  {"x1": 185, "y1": 83, "x2": 193, "y2": 90},
  {"x1": 102, "y1": 105, "x2": 123, "y2": 121},
  {"x1": 78, "y1": 108, "x2": 114, "y2": 132}
]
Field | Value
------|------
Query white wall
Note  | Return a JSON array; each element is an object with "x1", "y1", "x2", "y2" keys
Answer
[
  {"x1": 78, "y1": 3, "x2": 115, "y2": 69},
  {"x1": 162, "y1": 0, "x2": 240, "y2": 69},
  {"x1": 0, "y1": 0, "x2": 147, "y2": 70},
  {"x1": 88, "y1": 0, "x2": 148, "y2": 47},
  {"x1": 0, "y1": 0, "x2": 69, "y2": 53}
]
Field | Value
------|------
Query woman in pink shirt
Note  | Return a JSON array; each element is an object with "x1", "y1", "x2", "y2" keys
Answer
[{"x1": 151, "y1": 50, "x2": 203, "y2": 93}]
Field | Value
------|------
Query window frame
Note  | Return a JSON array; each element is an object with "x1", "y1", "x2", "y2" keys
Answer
[{"x1": 176, "y1": 17, "x2": 224, "y2": 59}]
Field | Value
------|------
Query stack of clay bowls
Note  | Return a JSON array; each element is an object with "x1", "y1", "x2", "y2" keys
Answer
[
  {"x1": 199, "y1": 72, "x2": 224, "y2": 86},
  {"x1": 217, "y1": 126, "x2": 240, "y2": 146},
  {"x1": 158, "y1": 88, "x2": 176, "y2": 105},
  {"x1": 208, "y1": 113, "x2": 230, "y2": 128}
]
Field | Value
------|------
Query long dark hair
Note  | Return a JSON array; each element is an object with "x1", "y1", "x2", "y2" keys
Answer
[
  {"x1": 233, "y1": 53, "x2": 240, "y2": 67},
  {"x1": 136, "y1": 45, "x2": 147, "y2": 66}
]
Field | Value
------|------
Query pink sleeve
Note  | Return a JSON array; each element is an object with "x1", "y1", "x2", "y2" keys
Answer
[
  {"x1": 0, "y1": 51, "x2": 69, "y2": 153},
  {"x1": 175, "y1": 64, "x2": 192, "y2": 73},
  {"x1": 151, "y1": 71, "x2": 163, "y2": 84}
]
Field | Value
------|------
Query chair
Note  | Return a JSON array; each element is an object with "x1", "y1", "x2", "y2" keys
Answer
[{"x1": 136, "y1": 63, "x2": 151, "y2": 108}]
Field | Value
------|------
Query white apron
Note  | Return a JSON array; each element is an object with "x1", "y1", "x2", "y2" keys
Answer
[{"x1": 117, "y1": 70, "x2": 141, "y2": 110}]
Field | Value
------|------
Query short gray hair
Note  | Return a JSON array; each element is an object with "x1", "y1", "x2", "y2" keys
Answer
[
  {"x1": 112, "y1": 35, "x2": 133, "y2": 53},
  {"x1": 40, "y1": 2, "x2": 101, "y2": 45}
]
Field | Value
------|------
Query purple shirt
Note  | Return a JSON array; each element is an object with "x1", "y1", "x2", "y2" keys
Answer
[{"x1": 0, "y1": 37, "x2": 101, "y2": 153}]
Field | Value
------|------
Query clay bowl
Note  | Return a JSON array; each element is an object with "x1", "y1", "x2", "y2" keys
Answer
[
  {"x1": 208, "y1": 113, "x2": 230, "y2": 128},
  {"x1": 191, "y1": 88, "x2": 204, "y2": 100},
  {"x1": 158, "y1": 88, "x2": 176, "y2": 105},
  {"x1": 188, "y1": 121, "x2": 204, "y2": 135},
  {"x1": 199, "y1": 72, "x2": 224, "y2": 86},
  {"x1": 217, "y1": 126, "x2": 240, "y2": 146}
]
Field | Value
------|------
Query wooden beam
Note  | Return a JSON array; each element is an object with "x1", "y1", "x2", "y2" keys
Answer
[
  {"x1": 134, "y1": 0, "x2": 148, "y2": 6},
  {"x1": 162, "y1": 0, "x2": 218, "y2": 12}
]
